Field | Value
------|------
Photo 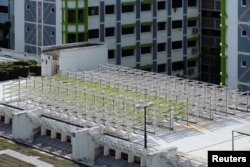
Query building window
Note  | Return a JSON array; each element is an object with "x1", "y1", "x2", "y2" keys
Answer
[
  {"x1": 26, "y1": 4, "x2": 30, "y2": 10},
  {"x1": 51, "y1": 7, "x2": 55, "y2": 13},
  {"x1": 68, "y1": 34, "x2": 76, "y2": 43},
  {"x1": 188, "y1": 61, "x2": 196, "y2": 67},
  {"x1": 108, "y1": 50, "x2": 115, "y2": 59},
  {"x1": 241, "y1": 60, "x2": 247, "y2": 67},
  {"x1": 141, "y1": 25, "x2": 151, "y2": 33},
  {"x1": 242, "y1": 0, "x2": 247, "y2": 6},
  {"x1": 105, "y1": 5, "x2": 115, "y2": 14},
  {"x1": 56, "y1": 133, "x2": 61, "y2": 139},
  {"x1": 89, "y1": 7, "x2": 99, "y2": 15},
  {"x1": 242, "y1": 30, "x2": 247, "y2": 37},
  {"x1": 68, "y1": 10, "x2": 75, "y2": 23},
  {"x1": 188, "y1": 20, "x2": 196, "y2": 27},
  {"x1": 51, "y1": 31, "x2": 54, "y2": 37},
  {"x1": 158, "y1": 43, "x2": 166, "y2": 51},
  {"x1": 158, "y1": 22, "x2": 166, "y2": 30},
  {"x1": 134, "y1": 156, "x2": 141, "y2": 164},
  {"x1": 109, "y1": 149, "x2": 115, "y2": 156},
  {"x1": 26, "y1": 27, "x2": 30, "y2": 32},
  {"x1": 172, "y1": 20, "x2": 182, "y2": 29},
  {"x1": 158, "y1": 1, "x2": 166, "y2": 10},
  {"x1": 188, "y1": 40, "x2": 196, "y2": 47},
  {"x1": 46, "y1": 129, "x2": 51, "y2": 136},
  {"x1": 188, "y1": 0, "x2": 197, "y2": 7},
  {"x1": 122, "y1": 48, "x2": 134, "y2": 57},
  {"x1": 122, "y1": 5, "x2": 134, "y2": 13},
  {"x1": 67, "y1": 136, "x2": 71, "y2": 142},
  {"x1": 141, "y1": 46, "x2": 151, "y2": 54},
  {"x1": 158, "y1": 64, "x2": 166, "y2": 73},
  {"x1": 78, "y1": 33, "x2": 84, "y2": 42},
  {"x1": 0, "y1": 6, "x2": 8, "y2": 13},
  {"x1": 172, "y1": 61, "x2": 183, "y2": 71},
  {"x1": 106, "y1": 27, "x2": 115, "y2": 37},
  {"x1": 172, "y1": 0, "x2": 182, "y2": 8},
  {"x1": 122, "y1": 27, "x2": 134, "y2": 35},
  {"x1": 88, "y1": 29, "x2": 99, "y2": 39},
  {"x1": 141, "y1": 4, "x2": 151, "y2": 11},
  {"x1": 121, "y1": 152, "x2": 128, "y2": 160},
  {"x1": 172, "y1": 41, "x2": 182, "y2": 50},
  {"x1": 78, "y1": 9, "x2": 84, "y2": 22}
]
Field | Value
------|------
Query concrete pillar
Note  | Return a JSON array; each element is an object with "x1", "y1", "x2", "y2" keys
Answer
[
  {"x1": 72, "y1": 127, "x2": 101, "y2": 166},
  {"x1": 104, "y1": 145, "x2": 109, "y2": 156},
  {"x1": 141, "y1": 156, "x2": 146, "y2": 167},
  {"x1": 4, "y1": 115, "x2": 10, "y2": 124},
  {"x1": 115, "y1": 149, "x2": 121, "y2": 159},
  {"x1": 41, "y1": 127, "x2": 46, "y2": 135},
  {"x1": 12, "y1": 111, "x2": 39, "y2": 142},
  {"x1": 51, "y1": 130, "x2": 56, "y2": 138},
  {"x1": 128, "y1": 153, "x2": 134, "y2": 163},
  {"x1": 61, "y1": 133, "x2": 67, "y2": 142}
]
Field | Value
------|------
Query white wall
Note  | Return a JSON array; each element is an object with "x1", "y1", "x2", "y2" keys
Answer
[
  {"x1": 59, "y1": 44, "x2": 108, "y2": 76},
  {"x1": 41, "y1": 54, "x2": 58, "y2": 76},
  {"x1": 226, "y1": 1, "x2": 238, "y2": 88},
  {"x1": 72, "y1": 127, "x2": 101, "y2": 165}
]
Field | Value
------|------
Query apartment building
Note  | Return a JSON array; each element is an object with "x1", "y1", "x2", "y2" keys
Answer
[
  {"x1": 0, "y1": 0, "x2": 10, "y2": 48},
  {"x1": 9, "y1": 0, "x2": 201, "y2": 78},
  {"x1": 231, "y1": 0, "x2": 250, "y2": 91},
  {"x1": 201, "y1": 0, "x2": 220, "y2": 84},
  {"x1": 0, "y1": 0, "x2": 8, "y2": 24}
]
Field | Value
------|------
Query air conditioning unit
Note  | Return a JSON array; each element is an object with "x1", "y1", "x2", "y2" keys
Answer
[
  {"x1": 192, "y1": 47, "x2": 198, "y2": 54},
  {"x1": 192, "y1": 28, "x2": 199, "y2": 34}
]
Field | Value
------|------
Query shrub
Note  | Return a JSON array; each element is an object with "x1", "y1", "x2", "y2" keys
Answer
[
  {"x1": 0, "y1": 71, "x2": 9, "y2": 81},
  {"x1": 30, "y1": 66, "x2": 41, "y2": 76},
  {"x1": 13, "y1": 61, "x2": 28, "y2": 66}
]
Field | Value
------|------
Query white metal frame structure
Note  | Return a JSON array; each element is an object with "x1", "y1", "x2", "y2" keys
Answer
[{"x1": 1, "y1": 64, "x2": 249, "y2": 147}]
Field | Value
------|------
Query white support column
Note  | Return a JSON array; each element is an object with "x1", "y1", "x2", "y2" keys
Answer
[
  {"x1": 12, "y1": 111, "x2": 39, "y2": 142},
  {"x1": 141, "y1": 156, "x2": 146, "y2": 167},
  {"x1": 4, "y1": 115, "x2": 10, "y2": 124},
  {"x1": 72, "y1": 127, "x2": 101, "y2": 166},
  {"x1": 115, "y1": 149, "x2": 121, "y2": 159},
  {"x1": 41, "y1": 127, "x2": 46, "y2": 135},
  {"x1": 128, "y1": 153, "x2": 134, "y2": 163},
  {"x1": 61, "y1": 133, "x2": 67, "y2": 142},
  {"x1": 104, "y1": 145, "x2": 109, "y2": 156},
  {"x1": 51, "y1": 130, "x2": 56, "y2": 138}
]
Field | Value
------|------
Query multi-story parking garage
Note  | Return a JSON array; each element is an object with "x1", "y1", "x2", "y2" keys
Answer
[{"x1": 1, "y1": 64, "x2": 250, "y2": 167}]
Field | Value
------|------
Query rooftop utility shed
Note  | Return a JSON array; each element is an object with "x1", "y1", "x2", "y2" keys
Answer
[{"x1": 41, "y1": 42, "x2": 108, "y2": 76}]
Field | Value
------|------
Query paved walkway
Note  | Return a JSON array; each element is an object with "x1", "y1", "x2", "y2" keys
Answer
[{"x1": 0, "y1": 149, "x2": 54, "y2": 167}]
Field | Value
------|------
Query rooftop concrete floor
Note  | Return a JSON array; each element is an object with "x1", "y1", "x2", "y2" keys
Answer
[{"x1": 145, "y1": 110, "x2": 250, "y2": 163}]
